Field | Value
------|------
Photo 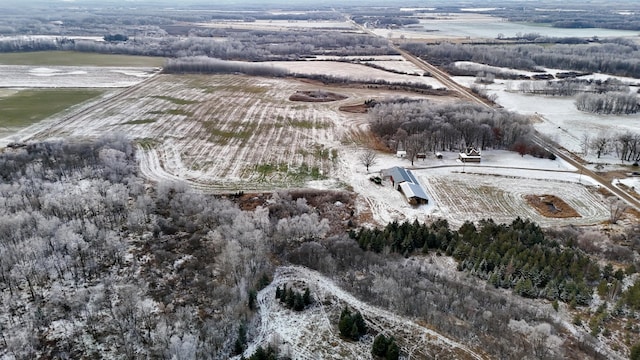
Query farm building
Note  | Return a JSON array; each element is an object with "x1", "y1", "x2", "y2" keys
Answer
[
  {"x1": 396, "y1": 150, "x2": 407, "y2": 158},
  {"x1": 459, "y1": 147, "x2": 481, "y2": 163},
  {"x1": 399, "y1": 182, "x2": 429, "y2": 205},
  {"x1": 381, "y1": 167, "x2": 429, "y2": 205}
]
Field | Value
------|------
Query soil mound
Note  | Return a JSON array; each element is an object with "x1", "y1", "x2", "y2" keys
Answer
[
  {"x1": 525, "y1": 194, "x2": 581, "y2": 218},
  {"x1": 289, "y1": 90, "x2": 347, "y2": 102}
]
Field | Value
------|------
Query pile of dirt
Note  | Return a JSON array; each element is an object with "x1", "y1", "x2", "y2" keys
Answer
[
  {"x1": 525, "y1": 194, "x2": 581, "y2": 218},
  {"x1": 289, "y1": 90, "x2": 348, "y2": 102},
  {"x1": 339, "y1": 103, "x2": 368, "y2": 113}
]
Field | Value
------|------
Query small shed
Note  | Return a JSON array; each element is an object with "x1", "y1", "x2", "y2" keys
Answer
[
  {"x1": 459, "y1": 147, "x2": 481, "y2": 163},
  {"x1": 435, "y1": 152, "x2": 443, "y2": 159},
  {"x1": 396, "y1": 150, "x2": 407, "y2": 158}
]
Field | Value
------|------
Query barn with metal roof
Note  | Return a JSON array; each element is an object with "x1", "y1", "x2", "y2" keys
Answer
[{"x1": 381, "y1": 166, "x2": 429, "y2": 205}]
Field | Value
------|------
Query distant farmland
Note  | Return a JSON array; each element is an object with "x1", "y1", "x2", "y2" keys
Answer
[{"x1": 0, "y1": 51, "x2": 165, "y2": 67}]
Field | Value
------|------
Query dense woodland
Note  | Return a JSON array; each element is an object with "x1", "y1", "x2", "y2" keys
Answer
[
  {"x1": 286, "y1": 231, "x2": 627, "y2": 359},
  {"x1": 352, "y1": 218, "x2": 609, "y2": 305},
  {"x1": 368, "y1": 99, "x2": 542, "y2": 163},
  {"x1": 2, "y1": 136, "x2": 634, "y2": 359},
  {"x1": 0, "y1": 137, "x2": 332, "y2": 359}
]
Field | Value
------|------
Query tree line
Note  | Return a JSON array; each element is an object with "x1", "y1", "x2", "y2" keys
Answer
[
  {"x1": 0, "y1": 28, "x2": 395, "y2": 61},
  {"x1": 581, "y1": 130, "x2": 640, "y2": 163},
  {"x1": 368, "y1": 99, "x2": 534, "y2": 163},
  {"x1": 575, "y1": 92, "x2": 639, "y2": 115},
  {"x1": 517, "y1": 77, "x2": 631, "y2": 97},
  {"x1": 489, "y1": 5, "x2": 640, "y2": 31},
  {"x1": 350, "y1": 218, "x2": 607, "y2": 305},
  {"x1": 402, "y1": 39, "x2": 640, "y2": 78}
]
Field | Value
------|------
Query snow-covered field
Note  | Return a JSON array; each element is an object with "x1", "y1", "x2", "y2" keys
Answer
[
  {"x1": 458, "y1": 70, "x2": 640, "y2": 145},
  {"x1": 308, "y1": 55, "x2": 426, "y2": 76},
  {"x1": 451, "y1": 64, "x2": 640, "y2": 159},
  {"x1": 0, "y1": 65, "x2": 160, "y2": 88},
  {"x1": 375, "y1": 13, "x2": 640, "y2": 40},
  {"x1": 7, "y1": 73, "x2": 443, "y2": 193},
  {"x1": 1, "y1": 62, "x2": 615, "y2": 227},
  {"x1": 195, "y1": 20, "x2": 354, "y2": 30},
  {"x1": 342, "y1": 149, "x2": 610, "y2": 227},
  {"x1": 269, "y1": 61, "x2": 444, "y2": 89}
]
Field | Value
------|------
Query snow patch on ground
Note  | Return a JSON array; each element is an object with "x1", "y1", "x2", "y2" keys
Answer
[
  {"x1": 270, "y1": 61, "x2": 445, "y2": 89},
  {"x1": 342, "y1": 148, "x2": 607, "y2": 228},
  {"x1": 0, "y1": 65, "x2": 160, "y2": 88}
]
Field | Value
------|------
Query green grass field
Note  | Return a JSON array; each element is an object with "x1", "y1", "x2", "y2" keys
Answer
[
  {"x1": 0, "y1": 51, "x2": 165, "y2": 67},
  {"x1": 0, "y1": 89, "x2": 104, "y2": 127}
]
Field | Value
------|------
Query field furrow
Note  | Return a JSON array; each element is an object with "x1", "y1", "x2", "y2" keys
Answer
[{"x1": 421, "y1": 173, "x2": 609, "y2": 227}]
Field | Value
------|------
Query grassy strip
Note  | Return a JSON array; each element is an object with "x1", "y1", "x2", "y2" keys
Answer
[
  {"x1": 121, "y1": 119, "x2": 157, "y2": 125},
  {"x1": 151, "y1": 96, "x2": 199, "y2": 105},
  {"x1": 204, "y1": 85, "x2": 267, "y2": 94},
  {"x1": 136, "y1": 138, "x2": 160, "y2": 149},
  {"x1": 0, "y1": 51, "x2": 165, "y2": 67},
  {"x1": 148, "y1": 109, "x2": 193, "y2": 117},
  {"x1": 203, "y1": 120, "x2": 257, "y2": 144},
  {"x1": 250, "y1": 162, "x2": 325, "y2": 183},
  {"x1": 288, "y1": 119, "x2": 331, "y2": 129},
  {"x1": 0, "y1": 89, "x2": 103, "y2": 127}
]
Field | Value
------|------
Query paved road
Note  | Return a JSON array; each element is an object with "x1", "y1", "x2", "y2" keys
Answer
[
  {"x1": 532, "y1": 132, "x2": 640, "y2": 211},
  {"x1": 350, "y1": 18, "x2": 640, "y2": 212}
]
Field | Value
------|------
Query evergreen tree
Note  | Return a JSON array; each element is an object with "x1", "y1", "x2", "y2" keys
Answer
[
  {"x1": 350, "y1": 322, "x2": 360, "y2": 341},
  {"x1": 280, "y1": 284, "x2": 287, "y2": 304},
  {"x1": 353, "y1": 311, "x2": 368, "y2": 337},
  {"x1": 338, "y1": 307, "x2": 353, "y2": 338},
  {"x1": 385, "y1": 340, "x2": 400, "y2": 360},
  {"x1": 248, "y1": 289, "x2": 257, "y2": 310},
  {"x1": 293, "y1": 292, "x2": 305, "y2": 311},
  {"x1": 286, "y1": 288, "x2": 295, "y2": 308},
  {"x1": 303, "y1": 287, "x2": 312, "y2": 305},
  {"x1": 630, "y1": 342, "x2": 640, "y2": 360},
  {"x1": 372, "y1": 334, "x2": 388, "y2": 357}
]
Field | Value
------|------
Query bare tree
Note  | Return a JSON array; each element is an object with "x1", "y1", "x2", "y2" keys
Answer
[
  {"x1": 358, "y1": 149, "x2": 378, "y2": 173},
  {"x1": 591, "y1": 133, "x2": 610, "y2": 159},
  {"x1": 580, "y1": 133, "x2": 590, "y2": 156},
  {"x1": 405, "y1": 134, "x2": 427, "y2": 166},
  {"x1": 609, "y1": 198, "x2": 628, "y2": 224}
]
